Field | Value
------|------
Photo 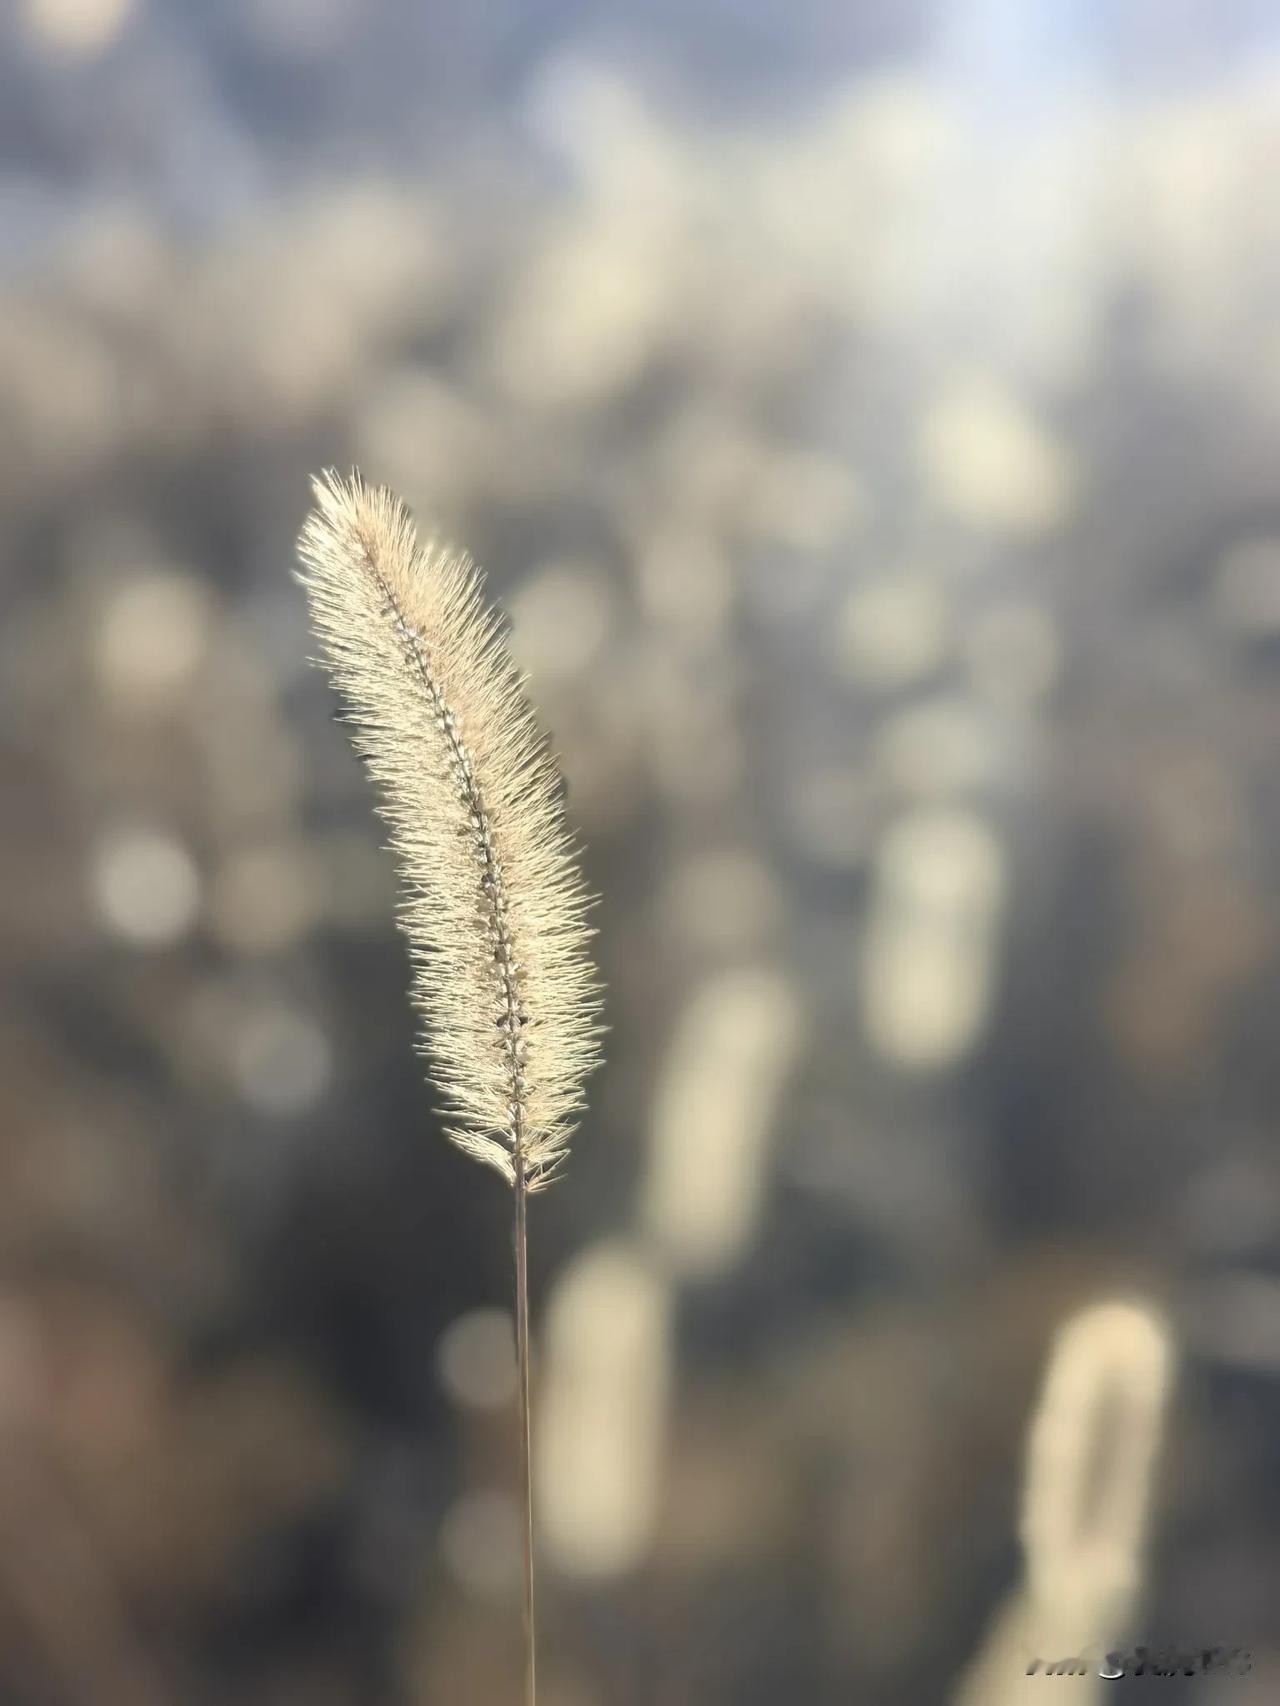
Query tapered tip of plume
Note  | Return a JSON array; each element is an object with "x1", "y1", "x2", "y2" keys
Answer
[{"x1": 296, "y1": 468, "x2": 602, "y2": 1191}]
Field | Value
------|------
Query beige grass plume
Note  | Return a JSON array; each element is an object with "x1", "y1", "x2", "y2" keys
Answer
[
  {"x1": 296, "y1": 470, "x2": 600, "y2": 1191},
  {"x1": 296, "y1": 469, "x2": 601, "y2": 1705},
  {"x1": 1020, "y1": 1298, "x2": 1173, "y2": 1646},
  {"x1": 954, "y1": 1297, "x2": 1174, "y2": 1706}
]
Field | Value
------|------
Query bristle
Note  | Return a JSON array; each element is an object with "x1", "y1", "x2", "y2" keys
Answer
[{"x1": 296, "y1": 469, "x2": 602, "y2": 1190}]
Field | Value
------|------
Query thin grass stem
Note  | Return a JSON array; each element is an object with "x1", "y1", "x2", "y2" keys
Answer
[{"x1": 513, "y1": 1154, "x2": 536, "y2": 1706}]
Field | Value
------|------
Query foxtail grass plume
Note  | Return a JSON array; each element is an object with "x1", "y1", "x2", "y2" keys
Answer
[
  {"x1": 953, "y1": 1296, "x2": 1174, "y2": 1706},
  {"x1": 296, "y1": 471, "x2": 601, "y2": 1193},
  {"x1": 537, "y1": 1237, "x2": 674, "y2": 1581},
  {"x1": 1020, "y1": 1297, "x2": 1173, "y2": 1632}
]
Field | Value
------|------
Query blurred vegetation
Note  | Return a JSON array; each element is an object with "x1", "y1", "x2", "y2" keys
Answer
[{"x1": 3, "y1": 1, "x2": 1280, "y2": 1701}]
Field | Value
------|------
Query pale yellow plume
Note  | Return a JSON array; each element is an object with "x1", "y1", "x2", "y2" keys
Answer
[
  {"x1": 1020, "y1": 1298, "x2": 1173, "y2": 1639},
  {"x1": 296, "y1": 470, "x2": 602, "y2": 1191},
  {"x1": 954, "y1": 1296, "x2": 1174, "y2": 1705}
]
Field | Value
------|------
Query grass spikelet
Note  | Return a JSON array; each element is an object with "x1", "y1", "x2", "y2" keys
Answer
[
  {"x1": 953, "y1": 1296, "x2": 1174, "y2": 1705},
  {"x1": 296, "y1": 468, "x2": 602, "y2": 1706},
  {"x1": 1020, "y1": 1297, "x2": 1173, "y2": 1628},
  {"x1": 296, "y1": 469, "x2": 601, "y2": 1192}
]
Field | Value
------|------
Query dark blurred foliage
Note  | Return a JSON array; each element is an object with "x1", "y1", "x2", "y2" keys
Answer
[{"x1": 2, "y1": 1, "x2": 1280, "y2": 1702}]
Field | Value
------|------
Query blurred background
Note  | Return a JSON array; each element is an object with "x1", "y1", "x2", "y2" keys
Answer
[{"x1": 3, "y1": 0, "x2": 1280, "y2": 1701}]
